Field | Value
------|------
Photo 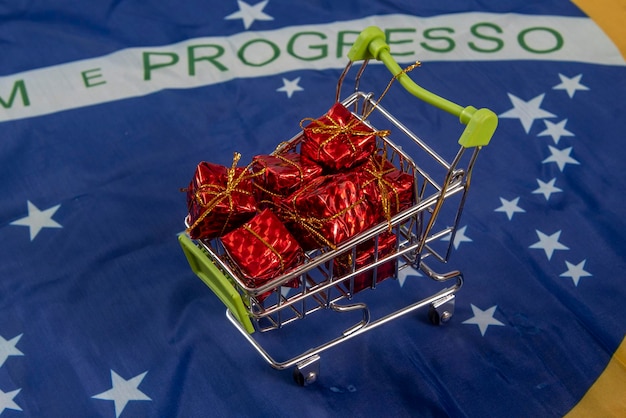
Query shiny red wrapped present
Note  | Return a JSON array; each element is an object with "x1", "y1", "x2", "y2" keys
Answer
[
  {"x1": 335, "y1": 232, "x2": 397, "y2": 294},
  {"x1": 250, "y1": 152, "x2": 323, "y2": 204},
  {"x1": 220, "y1": 208, "x2": 303, "y2": 293},
  {"x1": 185, "y1": 153, "x2": 258, "y2": 240},
  {"x1": 359, "y1": 152, "x2": 415, "y2": 226},
  {"x1": 300, "y1": 102, "x2": 387, "y2": 172},
  {"x1": 276, "y1": 172, "x2": 378, "y2": 251}
]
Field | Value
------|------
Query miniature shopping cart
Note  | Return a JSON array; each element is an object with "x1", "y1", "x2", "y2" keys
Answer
[{"x1": 179, "y1": 27, "x2": 497, "y2": 385}]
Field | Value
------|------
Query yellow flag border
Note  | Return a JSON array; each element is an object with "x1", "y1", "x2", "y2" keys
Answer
[
  {"x1": 565, "y1": 336, "x2": 626, "y2": 416},
  {"x1": 565, "y1": 2, "x2": 626, "y2": 413},
  {"x1": 573, "y1": 0, "x2": 626, "y2": 59}
]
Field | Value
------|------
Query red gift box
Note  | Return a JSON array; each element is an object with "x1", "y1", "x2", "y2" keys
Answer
[
  {"x1": 220, "y1": 209, "x2": 304, "y2": 296},
  {"x1": 250, "y1": 152, "x2": 323, "y2": 204},
  {"x1": 276, "y1": 172, "x2": 378, "y2": 251},
  {"x1": 300, "y1": 102, "x2": 386, "y2": 172},
  {"x1": 335, "y1": 232, "x2": 397, "y2": 293},
  {"x1": 359, "y1": 152, "x2": 415, "y2": 226},
  {"x1": 186, "y1": 153, "x2": 258, "y2": 240}
]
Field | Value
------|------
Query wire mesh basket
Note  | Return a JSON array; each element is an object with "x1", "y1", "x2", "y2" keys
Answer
[{"x1": 179, "y1": 26, "x2": 498, "y2": 385}]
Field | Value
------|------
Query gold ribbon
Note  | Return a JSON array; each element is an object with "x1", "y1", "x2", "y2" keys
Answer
[
  {"x1": 251, "y1": 182, "x2": 283, "y2": 199},
  {"x1": 276, "y1": 182, "x2": 368, "y2": 251},
  {"x1": 300, "y1": 116, "x2": 391, "y2": 152},
  {"x1": 278, "y1": 205, "x2": 337, "y2": 250},
  {"x1": 187, "y1": 152, "x2": 264, "y2": 237},
  {"x1": 364, "y1": 61, "x2": 422, "y2": 120},
  {"x1": 361, "y1": 151, "x2": 402, "y2": 230},
  {"x1": 242, "y1": 224, "x2": 285, "y2": 273},
  {"x1": 251, "y1": 153, "x2": 306, "y2": 199},
  {"x1": 273, "y1": 153, "x2": 305, "y2": 183},
  {"x1": 297, "y1": 61, "x2": 421, "y2": 153},
  {"x1": 300, "y1": 115, "x2": 391, "y2": 152}
]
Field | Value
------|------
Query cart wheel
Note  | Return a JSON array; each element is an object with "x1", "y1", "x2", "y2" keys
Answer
[
  {"x1": 293, "y1": 368, "x2": 317, "y2": 386},
  {"x1": 428, "y1": 307, "x2": 441, "y2": 325},
  {"x1": 293, "y1": 355, "x2": 320, "y2": 386},
  {"x1": 428, "y1": 306, "x2": 452, "y2": 325},
  {"x1": 429, "y1": 295, "x2": 455, "y2": 326}
]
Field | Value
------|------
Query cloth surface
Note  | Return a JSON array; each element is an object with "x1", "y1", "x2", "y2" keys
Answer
[{"x1": 1, "y1": 1, "x2": 625, "y2": 417}]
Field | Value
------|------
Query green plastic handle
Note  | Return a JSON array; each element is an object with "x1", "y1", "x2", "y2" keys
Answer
[
  {"x1": 178, "y1": 234, "x2": 255, "y2": 334},
  {"x1": 348, "y1": 26, "x2": 498, "y2": 148}
]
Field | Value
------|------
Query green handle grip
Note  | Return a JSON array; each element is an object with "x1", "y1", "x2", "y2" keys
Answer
[
  {"x1": 348, "y1": 26, "x2": 498, "y2": 148},
  {"x1": 178, "y1": 234, "x2": 255, "y2": 334}
]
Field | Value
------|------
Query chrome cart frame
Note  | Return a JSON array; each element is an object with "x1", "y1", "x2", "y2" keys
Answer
[{"x1": 179, "y1": 26, "x2": 497, "y2": 385}]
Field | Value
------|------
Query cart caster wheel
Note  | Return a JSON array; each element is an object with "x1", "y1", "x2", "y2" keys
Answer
[
  {"x1": 293, "y1": 355, "x2": 320, "y2": 386},
  {"x1": 293, "y1": 369, "x2": 317, "y2": 386},
  {"x1": 429, "y1": 295, "x2": 455, "y2": 326},
  {"x1": 429, "y1": 307, "x2": 452, "y2": 325}
]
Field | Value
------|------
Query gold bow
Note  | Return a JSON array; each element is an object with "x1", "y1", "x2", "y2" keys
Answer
[
  {"x1": 300, "y1": 116, "x2": 390, "y2": 152},
  {"x1": 242, "y1": 224, "x2": 285, "y2": 274},
  {"x1": 361, "y1": 151, "x2": 403, "y2": 230},
  {"x1": 187, "y1": 152, "x2": 263, "y2": 237},
  {"x1": 278, "y1": 181, "x2": 368, "y2": 251}
]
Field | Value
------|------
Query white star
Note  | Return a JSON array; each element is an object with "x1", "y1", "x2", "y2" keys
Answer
[
  {"x1": 396, "y1": 266, "x2": 422, "y2": 287},
  {"x1": 560, "y1": 259, "x2": 592, "y2": 286},
  {"x1": 225, "y1": 0, "x2": 273, "y2": 30},
  {"x1": 10, "y1": 200, "x2": 62, "y2": 241},
  {"x1": 532, "y1": 178, "x2": 562, "y2": 201},
  {"x1": 553, "y1": 73, "x2": 589, "y2": 98},
  {"x1": 499, "y1": 93, "x2": 556, "y2": 133},
  {"x1": 92, "y1": 370, "x2": 151, "y2": 418},
  {"x1": 542, "y1": 146, "x2": 580, "y2": 172},
  {"x1": 441, "y1": 225, "x2": 472, "y2": 250},
  {"x1": 538, "y1": 119, "x2": 574, "y2": 144},
  {"x1": 529, "y1": 230, "x2": 569, "y2": 260},
  {"x1": 0, "y1": 334, "x2": 24, "y2": 367},
  {"x1": 281, "y1": 286, "x2": 292, "y2": 298},
  {"x1": 0, "y1": 388, "x2": 22, "y2": 414},
  {"x1": 462, "y1": 304, "x2": 505, "y2": 336},
  {"x1": 276, "y1": 77, "x2": 304, "y2": 98},
  {"x1": 495, "y1": 197, "x2": 525, "y2": 220}
]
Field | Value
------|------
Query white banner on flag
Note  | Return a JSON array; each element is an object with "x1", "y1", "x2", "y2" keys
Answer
[{"x1": 1, "y1": 12, "x2": 623, "y2": 122}]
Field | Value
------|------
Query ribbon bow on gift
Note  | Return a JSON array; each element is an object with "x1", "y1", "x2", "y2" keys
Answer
[
  {"x1": 187, "y1": 152, "x2": 264, "y2": 237},
  {"x1": 242, "y1": 224, "x2": 285, "y2": 273},
  {"x1": 252, "y1": 153, "x2": 307, "y2": 199},
  {"x1": 362, "y1": 150, "x2": 403, "y2": 230},
  {"x1": 300, "y1": 112, "x2": 391, "y2": 153},
  {"x1": 280, "y1": 194, "x2": 368, "y2": 251},
  {"x1": 299, "y1": 60, "x2": 421, "y2": 153}
]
